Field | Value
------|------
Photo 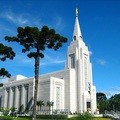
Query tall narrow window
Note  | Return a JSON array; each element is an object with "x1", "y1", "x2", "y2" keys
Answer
[
  {"x1": 70, "y1": 54, "x2": 75, "y2": 68},
  {"x1": 56, "y1": 87, "x2": 60, "y2": 109},
  {"x1": 84, "y1": 56, "x2": 88, "y2": 90}
]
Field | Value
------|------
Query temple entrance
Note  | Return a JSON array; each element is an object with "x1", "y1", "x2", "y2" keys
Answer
[{"x1": 87, "y1": 102, "x2": 91, "y2": 110}]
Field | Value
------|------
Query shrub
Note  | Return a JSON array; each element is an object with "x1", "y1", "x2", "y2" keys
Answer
[
  {"x1": 76, "y1": 113, "x2": 93, "y2": 120},
  {"x1": 68, "y1": 113, "x2": 93, "y2": 120},
  {"x1": 36, "y1": 114, "x2": 68, "y2": 119}
]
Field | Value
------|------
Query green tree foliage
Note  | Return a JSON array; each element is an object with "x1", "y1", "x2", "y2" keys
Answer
[
  {"x1": 108, "y1": 94, "x2": 120, "y2": 111},
  {"x1": 0, "y1": 83, "x2": 3, "y2": 87},
  {"x1": 5, "y1": 26, "x2": 67, "y2": 120},
  {"x1": 99, "y1": 100, "x2": 108, "y2": 114},
  {"x1": 46, "y1": 101, "x2": 54, "y2": 114},
  {"x1": 37, "y1": 100, "x2": 44, "y2": 111},
  {"x1": 96, "y1": 93, "x2": 108, "y2": 113},
  {"x1": 96, "y1": 93, "x2": 107, "y2": 102},
  {"x1": 0, "y1": 43, "x2": 15, "y2": 78}
]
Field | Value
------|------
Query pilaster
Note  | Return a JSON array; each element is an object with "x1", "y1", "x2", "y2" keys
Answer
[
  {"x1": 21, "y1": 85, "x2": 25, "y2": 109},
  {"x1": 9, "y1": 88, "x2": 13, "y2": 108},
  {"x1": 15, "y1": 86, "x2": 19, "y2": 109}
]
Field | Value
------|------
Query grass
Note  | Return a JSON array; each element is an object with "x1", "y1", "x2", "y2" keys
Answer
[{"x1": 93, "y1": 118, "x2": 111, "y2": 120}]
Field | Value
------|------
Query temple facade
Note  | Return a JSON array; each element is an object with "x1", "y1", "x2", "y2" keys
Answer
[{"x1": 0, "y1": 8, "x2": 97, "y2": 114}]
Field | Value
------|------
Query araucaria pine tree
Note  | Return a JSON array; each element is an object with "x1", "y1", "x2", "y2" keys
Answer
[
  {"x1": 5, "y1": 26, "x2": 67, "y2": 120},
  {"x1": 0, "y1": 43, "x2": 15, "y2": 78}
]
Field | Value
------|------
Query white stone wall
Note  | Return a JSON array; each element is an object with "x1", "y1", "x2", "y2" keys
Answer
[
  {"x1": 50, "y1": 77, "x2": 65, "y2": 110},
  {"x1": 38, "y1": 76, "x2": 65, "y2": 111},
  {"x1": 39, "y1": 69, "x2": 70, "y2": 111},
  {"x1": 38, "y1": 78, "x2": 50, "y2": 110},
  {"x1": 69, "y1": 69, "x2": 76, "y2": 113},
  {"x1": 1, "y1": 76, "x2": 33, "y2": 110}
]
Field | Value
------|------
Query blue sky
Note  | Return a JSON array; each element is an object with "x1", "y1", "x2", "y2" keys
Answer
[{"x1": 0, "y1": 0, "x2": 120, "y2": 98}]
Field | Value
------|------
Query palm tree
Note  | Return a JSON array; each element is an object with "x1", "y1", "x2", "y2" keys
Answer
[
  {"x1": 46, "y1": 101, "x2": 54, "y2": 114},
  {"x1": 39, "y1": 101, "x2": 45, "y2": 111},
  {"x1": 37, "y1": 101, "x2": 44, "y2": 112}
]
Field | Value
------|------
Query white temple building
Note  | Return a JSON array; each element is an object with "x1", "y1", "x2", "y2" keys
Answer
[{"x1": 0, "y1": 8, "x2": 97, "y2": 114}]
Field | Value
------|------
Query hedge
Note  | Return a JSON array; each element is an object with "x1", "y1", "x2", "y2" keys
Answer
[{"x1": 36, "y1": 114, "x2": 68, "y2": 119}]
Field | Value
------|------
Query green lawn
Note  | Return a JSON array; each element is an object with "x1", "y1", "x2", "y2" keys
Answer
[
  {"x1": 93, "y1": 118, "x2": 111, "y2": 120},
  {"x1": 0, "y1": 116, "x2": 112, "y2": 120}
]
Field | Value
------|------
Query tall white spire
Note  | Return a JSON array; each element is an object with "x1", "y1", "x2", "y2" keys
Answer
[{"x1": 72, "y1": 8, "x2": 82, "y2": 41}]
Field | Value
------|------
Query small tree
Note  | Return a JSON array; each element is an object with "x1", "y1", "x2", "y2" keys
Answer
[
  {"x1": 25, "y1": 106, "x2": 29, "y2": 113},
  {"x1": 96, "y1": 92, "x2": 108, "y2": 114},
  {"x1": 37, "y1": 100, "x2": 44, "y2": 112},
  {"x1": 5, "y1": 26, "x2": 67, "y2": 120},
  {"x1": 46, "y1": 101, "x2": 54, "y2": 114},
  {"x1": 39, "y1": 100, "x2": 45, "y2": 111},
  {"x1": 0, "y1": 43, "x2": 15, "y2": 78},
  {"x1": 18, "y1": 104, "x2": 24, "y2": 113}
]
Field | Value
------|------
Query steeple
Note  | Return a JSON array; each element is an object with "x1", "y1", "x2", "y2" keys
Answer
[{"x1": 73, "y1": 8, "x2": 82, "y2": 41}]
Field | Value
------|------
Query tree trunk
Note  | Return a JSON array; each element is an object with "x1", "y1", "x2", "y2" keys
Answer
[
  {"x1": 40, "y1": 106, "x2": 41, "y2": 111},
  {"x1": 32, "y1": 49, "x2": 40, "y2": 120}
]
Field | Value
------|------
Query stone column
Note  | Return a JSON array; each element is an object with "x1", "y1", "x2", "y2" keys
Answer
[
  {"x1": 28, "y1": 83, "x2": 34, "y2": 109},
  {"x1": 21, "y1": 85, "x2": 25, "y2": 110},
  {"x1": 24, "y1": 84, "x2": 29, "y2": 108},
  {"x1": 4, "y1": 88, "x2": 8, "y2": 108},
  {"x1": 15, "y1": 86, "x2": 19, "y2": 109},
  {"x1": 9, "y1": 87, "x2": 13, "y2": 108}
]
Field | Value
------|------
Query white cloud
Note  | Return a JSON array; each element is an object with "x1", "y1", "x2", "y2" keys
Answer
[
  {"x1": 41, "y1": 59, "x2": 66, "y2": 66},
  {"x1": 89, "y1": 51, "x2": 93, "y2": 56},
  {"x1": 100, "y1": 87, "x2": 120, "y2": 99},
  {"x1": 14, "y1": 52, "x2": 65, "y2": 67},
  {"x1": 15, "y1": 54, "x2": 34, "y2": 65},
  {"x1": 0, "y1": 9, "x2": 65, "y2": 35},
  {"x1": 54, "y1": 16, "x2": 63, "y2": 30},
  {"x1": 41, "y1": 53, "x2": 66, "y2": 66},
  {"x1": 1, "y1": 10, "x2": 30, "y2": 26},
  {"x1": 96, "y1": 59, "x2": 106, "y2": 65},
  {"x1": 0, "y1": 78, "x2": 8, "y2": 83}
]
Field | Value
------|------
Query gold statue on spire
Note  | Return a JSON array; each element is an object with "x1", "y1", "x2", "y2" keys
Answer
[{"x1": 76, "y1": 7, "x2": 78, "y2": 17}]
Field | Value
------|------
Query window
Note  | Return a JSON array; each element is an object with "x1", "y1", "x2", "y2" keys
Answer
[
  {"x1": 84, "y1": 56, "x2": 88, "y2": 90},
  {"x1": 87, "y1": 102, "x2": 91, "y2": 109},
  {"x1": 70, "y1": 54, "x2": 75, "y2": 68},
  {"x1": 56, "y1": 87, "x2": 60, "y2": 109},
  {"x1": 74, "y1": 36, "x2": 76, "y2": 40}
]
